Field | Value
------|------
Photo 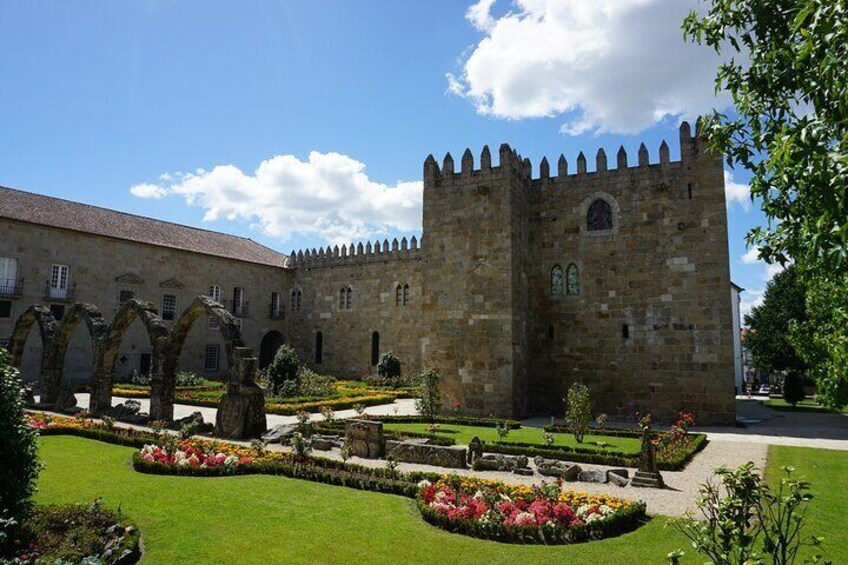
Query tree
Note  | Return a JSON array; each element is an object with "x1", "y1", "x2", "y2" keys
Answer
[
  {"x1": 414, "y1": 369, "x2": 442, "y2": 422},
  {"x1": 0, "y1": 349, "x2": 41, "y2": 547},
  {"x1": 743, "y1": 266, "x2": 807, "y2": 376},
  {"x1": 267, "y1": 344, "x2": 299, "y2": 396},
  {"x1": 684, "y1": 2, "x2": 848, "y2": 408},
  {"x1": 565, "y1": 381, "x2": 592, "y2": 444},
  {"x1": 782, "y1": 370, "x2": 805, "y2": 408}
]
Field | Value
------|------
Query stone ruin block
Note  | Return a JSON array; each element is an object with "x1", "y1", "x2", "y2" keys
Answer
[
  {"x1": 344, "y1": 419, "x2": 384, "y2": 459},
  {"x1": 471, "y1": 453, "x2": 531, "y2": 474},
  {"x1": 385, "y1": 439, "x2": 467, "y2": 469},
  {"x1": 533, "y1": 456, "x2": 581, "y2": 481},
  {"x1": 578, "y1": 469, "x2": 608, "y2": 484},
  {"x1": 607, "y1": 468, "x2": 630, "y2": 487},
  {"x1": 311, "y1": 434, "x2": 345, "y2": 451}
]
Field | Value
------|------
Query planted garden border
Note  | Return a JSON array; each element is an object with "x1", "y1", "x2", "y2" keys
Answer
[{"x1": 29, "y1": 413, "x2": 647, "y2": 546}]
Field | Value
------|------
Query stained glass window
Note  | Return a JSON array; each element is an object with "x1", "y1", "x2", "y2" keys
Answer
[
  {"x1": 566, "y1": 264, "x2": 579, "y2": 295},
  {"x1": 551, "y1": 265, "x2": 563, "y2": 296},
  {"x1": 587, "y1": 199, "x2": 613, "y2": 231}
]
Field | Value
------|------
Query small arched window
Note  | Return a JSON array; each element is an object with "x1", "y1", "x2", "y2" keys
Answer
[
  {"x1": 291, "y1": 289, "x2": 302, "y2": 312},
  {"x1": 551, "y1": 265, "x2": 564, "y2": 296},
  {"x1": 296, "y1": 290, "x2": 302, "y2": 311},
  {"x1": 345, "y1": 286, "x2": 352, "y2": 309},
  {"x1": 339, "y1": 287, "x2": 346, "y2": 309},
  {"x1": 396, "y1": 284, "x2": 403, "y2": 306},
  {"x1": 315, "y1": 331, "x2": 323, "y2": 364},
  {"x1": 566, "y1": 263, "x2": 580, "y2": 295},
  {"x1": 403, "y1": 284, "x2": 410, "y2": 306},
  {"x1": 587, "y1": 199, "x2": 613, "y2": 231},
  {"x1": 371, "y1": 331, "x2": 380, "y2": 366}
]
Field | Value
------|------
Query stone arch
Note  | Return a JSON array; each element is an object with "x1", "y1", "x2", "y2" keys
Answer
[
  {"x1": 49, "y1": 303, "x2": 109, "y2": 410},
  {"x1": 156, "y1": 295, "x2": 245, "y2": 421},
  {"x1": 259, "y1": 330, "x2": 284, "y2": 369},
  {"x1": 579, "y1": 191, "x2": 620, "y2": 236},
  {"x1": 95, "y1": 299, "x2": 170, "y2": 415},
  {"x1": 8, "y1": 305, "x2": 59, "y2": 399}
]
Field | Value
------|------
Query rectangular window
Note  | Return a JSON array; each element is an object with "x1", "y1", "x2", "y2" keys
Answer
[
  {"x1": 161, "y1": 294, "x2": 177, "y2": 321},
  {"x1": 204, "y1": 345, "x2": 220, "y2": 372},
  {"x1": 270, "y1": 292, "x2": 281, "y2": 317},
  {"x1": 119, "y1": 289, "x2": 137, "y2": 305},
  {"x1": 232, "y1": 287, "x2": 244, "y2": 315},
  {"x1": 0, "y1": 300, "x2": 11, "y2": 318},
  {"x1": 0, "y1": 338, "x2": 9, "y2": 349},
  {"x1": 49, "y1": 264, "x2": 69, "y2": 299},
  {"x1": 208, "y1": 317, "x2": 219, "y2": 330},
  {"x1": 49, "y1": 304, "x2": 65, "y2": 321},
  {"x1": 209, "y1": 285, "x2": 221, "y2": 303},
  {"x1": 622, "y1": 324, "x2": 630, "y2": 339},
  {"x1": 0, "y1": 257, "x2": 19, "y2": 296}
]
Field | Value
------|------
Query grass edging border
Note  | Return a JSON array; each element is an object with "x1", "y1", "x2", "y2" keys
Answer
[{"x1": 417, "y1": 496, "x2": 648, "y2": 545}]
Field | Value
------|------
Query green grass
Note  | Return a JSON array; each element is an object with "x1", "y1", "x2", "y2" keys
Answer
[
  {"x1": 383, "y1": 423, "x2": 641, "y2": 453},
  {"x1": 764, "y1": 398, "x2": 848, "y2": 414},
  {"x1": 35, "y1": 436, "x2": 689, "y2": 564},
  {"x1": 766, "y1": 445, "x2": 848, "y2": 563}
]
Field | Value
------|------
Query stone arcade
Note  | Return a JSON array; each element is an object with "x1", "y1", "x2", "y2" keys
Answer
[{"x1": 1, "y1": 122, "x2": 736, "y2": 423}]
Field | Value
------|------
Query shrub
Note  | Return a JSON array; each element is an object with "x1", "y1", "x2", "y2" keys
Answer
[
  {"x1": 670, "y1": 462, "x2": 825, "y2": 564},
  {"x1": 0, "y1": 349, "x2": 41, "y2": 528},
  {"x1": 565, "y1": 381, "x2": 592, "y2": 444},
  {"x1": 297, "y1": 368, "x2": 335, "y2": 398},
  {"x1": 127, "y1": 370, "x2": 151, "y2": 386},
  {"x1": 175, "y1": 371, "x2": 204, "y2": 387},
  {"x1": 783, "y1": 371, "x2": 805, "y2": 407},
  {"x1": 377, "y1": 353, "x2": 402, "y2": 382},
  {"x1": 268, "y1": 344, "x2": 299, "y2": 395},
  {"x1": 415, "y1": 369, "x2": 442, "y2": 422}
]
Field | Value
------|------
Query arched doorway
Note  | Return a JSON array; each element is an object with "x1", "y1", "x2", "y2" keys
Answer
[
  {"x1": 371, "y1": 331, "x2": 380, "y2": 366},
  {"x1": 259, "y1": 331, "x2": 284, "y2": 369}
]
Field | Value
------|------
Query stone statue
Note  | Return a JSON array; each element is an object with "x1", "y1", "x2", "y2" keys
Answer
[
  {"x1": 467, "y1": 436, "x2": 483, "y2": 465},
  {"x1": 214, "y1": 347, "x2": 267, "y2": 439},
  {"x1": 631, "y1": 418, "x2": 665, "y2": 488}
]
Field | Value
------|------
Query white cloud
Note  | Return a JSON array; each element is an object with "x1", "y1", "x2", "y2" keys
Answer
[
  {"x1": 741, "y1": 245, "x2": 787, "y2": 282},
  {"x1": 448, "y1": 0, "x2": 731, "y2": 134},
  {"x1": 740, "y1": 288, "x2": 764, "y2": 319},
  {"x1": 466, "y1": 0, "x2": 498, "y2": 32},
  {"x1": 724, "y1": 170, "x2": 751, "y2": 211},
  {"x1": 129, "y1": 183, "x2": 168, "y2": 199},
  {"x1": 129, "y1": 152, "x2": 422, "y2": 245}
]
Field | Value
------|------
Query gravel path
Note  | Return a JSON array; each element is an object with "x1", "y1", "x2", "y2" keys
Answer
[{"x1": 266, "y1": 438, "x2": 767, "y2": 518}]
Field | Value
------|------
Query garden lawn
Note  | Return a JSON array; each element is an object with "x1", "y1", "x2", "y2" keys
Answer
[
  {"x1": 764, "y1": 398, "x2": 848, "y2": 414},
  {"x1": 383, "y1": 422, "x2": 641, "y2": 453},
  {"x1": 36, "y1": 436, "x2": 692, "y2": 565},
  {"x1": 766, "y1": 445, "x2": 848, "y2": 564}
]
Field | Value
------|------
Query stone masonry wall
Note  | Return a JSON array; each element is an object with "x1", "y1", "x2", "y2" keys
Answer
[
  {"x1": 525, "y1": 124, "x2": 735, "y2": 424},
  {"x1": 285, "y1": 244, "x2": 423, "y2": 378}
]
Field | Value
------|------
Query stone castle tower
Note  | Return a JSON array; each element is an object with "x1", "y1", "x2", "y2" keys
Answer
[{"x1": 413, "y1": 122, "x2": 734, "y2": 423}]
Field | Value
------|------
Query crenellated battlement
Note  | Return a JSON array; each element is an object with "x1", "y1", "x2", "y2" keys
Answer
[
  {"x1": 286, "y1": 235, "x2": 421, "y2": 268},
  {"x1": 423, "y1": 121, "x2": 709, "y2": 186}
]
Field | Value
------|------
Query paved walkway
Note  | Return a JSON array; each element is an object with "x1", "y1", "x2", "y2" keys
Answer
[{"x1": 66, "y1": 393, "x2": 419, "y2": 427}]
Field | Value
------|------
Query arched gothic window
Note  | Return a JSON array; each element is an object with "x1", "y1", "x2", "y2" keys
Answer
[
  {"x1": 587, "y1": 199, "x2": 613, "y2": 231},
  {"x1": 403, "y1": 284, "x2": 410, "y2": 306},
  {"x1": 345, "y1": 286, "x2": 352, "y2": 309},
  {"x1": 291, "y1": 289, "x2": 302, "y2": 312},
  {"x1": 396, "y1": 284, "x2": 403, "y2": 306},
  {"x1": 551, "y1": 265, "x2": 563, "y2": 296},
  {"x1": 566, "y1": 263, "x2": 579, "y2": 295}
]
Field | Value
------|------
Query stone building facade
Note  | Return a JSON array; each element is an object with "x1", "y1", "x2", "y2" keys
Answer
[{"x1": 1, "y1": 122, "x2": 736, "y2": 423}]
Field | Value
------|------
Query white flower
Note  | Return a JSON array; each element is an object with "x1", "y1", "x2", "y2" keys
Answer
[
  {"x1": 224, "y1": 455, "x2": 239, "y2": 468},
  {"x1": 177, "y1": 458, "x2": 190, "y2": 468},
  {"x1": 417, "y1": 479, "x2": 431, "y2": 489},
  {"x1": 174, "y1": 451, "x2": 187, "y2": 463}
]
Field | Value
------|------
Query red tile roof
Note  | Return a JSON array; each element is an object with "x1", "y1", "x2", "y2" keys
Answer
[{"x1": 0, "y1": 186, "x2": 287, "y2": 268}]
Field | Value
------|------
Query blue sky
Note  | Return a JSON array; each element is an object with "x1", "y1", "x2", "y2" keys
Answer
[{"x1": 0, "y1": 0, "x2": 774, "y2": 315}]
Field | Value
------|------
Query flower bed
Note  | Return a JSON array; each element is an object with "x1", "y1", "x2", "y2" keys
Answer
[
  {"x1": 170, "y1": 390, "x2": 399, "y2": 415},
  {"x1": 416, "y1": 476, "x2": 645, "y2": 544}
]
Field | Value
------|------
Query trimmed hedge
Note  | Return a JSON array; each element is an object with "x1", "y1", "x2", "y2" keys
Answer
[
  {"x1": 374, "y1": 415, "x2": 522, "y2": 429},
  {"x1": 543, "y1": 425, "x2": 657, "y2": 439},
  {"x1": 484, "y1": 433, "x2": 708, "y2": 472},
  {"x1": 313, "y1": 422, "x2": 457, "y2": 446},
  {"x1": 170, "y1": 392, "x2": 398, "y2": 415},
  {"x1": 417, "y1": 496, "x2": 647, "y2": 545}
]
